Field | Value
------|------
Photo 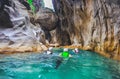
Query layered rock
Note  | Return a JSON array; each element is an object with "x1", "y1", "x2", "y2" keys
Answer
[
  {"x1": 34, "y1": 8, "x2": 58, "y2": 43},
  {"x1": 35, "y1": 8, "x2": 58, "y2": 31},
  {"x1": 52, "y1": 0, "x2": 120, "y2": 60},
  {"x1": 0, "y1": 0, "x2": 47, "y2": 53}
]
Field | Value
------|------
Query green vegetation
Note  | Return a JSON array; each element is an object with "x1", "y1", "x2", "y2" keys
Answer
[{"x1": 27, "y1": 0, "x2": 35, "y2": 13}]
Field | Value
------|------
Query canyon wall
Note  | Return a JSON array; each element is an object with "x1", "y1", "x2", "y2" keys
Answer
[
  {"x1": 52, "y1": 0, "x2": 120, "y2": 59},
  {"x1": 0, "y1": 0, "x2": 47, "y2": 53}
]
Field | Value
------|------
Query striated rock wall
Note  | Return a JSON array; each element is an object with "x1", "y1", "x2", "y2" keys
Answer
[
  {"x1": 0, "y1": 0, "x2": 47, "y2": 53},
  {"x1": 52, "y1": 0, "x2": 120, "y2": 59}
]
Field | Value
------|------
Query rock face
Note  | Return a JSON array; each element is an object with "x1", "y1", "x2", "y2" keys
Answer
[
  {"x1": 32, "y1": 8, "x2": 58, "y2": 43},
  {"x1": 0, "y1": 0, "x2": 13, "y2": 28},
  {"x1": 35, "y1": 8, "x2": 58, "y2": 31},
  {"x1": 0, "y1": 0, "x2": 47, "y2": 53},
  {"x1": 52, "y1": 0, "x2": 120, "y2": 59}
]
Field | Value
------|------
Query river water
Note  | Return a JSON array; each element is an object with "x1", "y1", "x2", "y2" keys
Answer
[{"x1": 0, "y1": 48, "x2": 120, "y2": 79}]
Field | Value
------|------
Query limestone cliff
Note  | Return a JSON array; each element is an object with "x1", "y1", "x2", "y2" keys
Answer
[
  {"x1": 52, "y1": 0, "x2": 120, "y2": 59},
  {"x1": 0, "y1": 0, "x2": 47, "y2": 53}
]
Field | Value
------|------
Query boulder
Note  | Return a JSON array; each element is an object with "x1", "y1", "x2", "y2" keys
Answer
[{"x1": 35, "y1": 8, "x2": 58, "y2": 31}]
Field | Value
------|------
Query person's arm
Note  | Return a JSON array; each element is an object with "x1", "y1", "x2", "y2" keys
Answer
[
  {"x1": 69, "y1": 54, "x2": 72, "y2": 57},
  {"x1": 59, "y1": 53, "x2": 62, "y2": 56}
]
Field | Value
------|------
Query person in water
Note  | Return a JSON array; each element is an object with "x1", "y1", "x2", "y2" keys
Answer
[
  {"x1": 46, "y1": 47, "x2": 53, "y2": 55},
  {"x1": 59, "y1": 48, "x2": 72, "y2": 58},
  {"x1": 55, "y1": 48, "x2": 72, "y2": 69},
  {"x1": 73, "y1": 48, "x2": 79, "y2": 54}
]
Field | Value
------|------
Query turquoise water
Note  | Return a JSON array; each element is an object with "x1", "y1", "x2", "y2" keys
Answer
[{"x1": 0, "y1": 48, "x2": 120, "y2": 79}]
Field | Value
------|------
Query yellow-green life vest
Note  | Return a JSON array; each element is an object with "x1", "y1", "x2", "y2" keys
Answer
[{"x1": 61, "y1": 51, "x2": 69, "y2": 58}]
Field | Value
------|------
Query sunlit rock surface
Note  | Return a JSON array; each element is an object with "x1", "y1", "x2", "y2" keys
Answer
[
  {"x1": 0, "y1": 0, "x2": 47, "y2": 53},
  {"x1": 52, "y1": 0, "x2": 120, "y2": 59}
]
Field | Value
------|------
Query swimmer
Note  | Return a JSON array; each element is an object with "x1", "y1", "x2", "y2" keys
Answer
[
  {"x1": 59, "y1": 48, "x2": 72, "y2": 58},
  {"x1": 73, "y1": 48, "x2": 79, "y2": 54},
  {"x1": 55, "y1": 48, "x2": 72, "y2": 69},
  {"x1": 46, "y1": 47, "x2": 53, "y2": 55}
]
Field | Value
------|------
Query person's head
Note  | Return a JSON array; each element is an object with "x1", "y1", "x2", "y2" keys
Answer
[
  {"x1": 46, "y1": 47, "x2": 53, "y2": 55},
  {"x1": 63, "y1": 48, "x2": 68, "y2": 52},
  {"x1": 74, "y1": 48, "x2": 79, "y2": 53}
]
